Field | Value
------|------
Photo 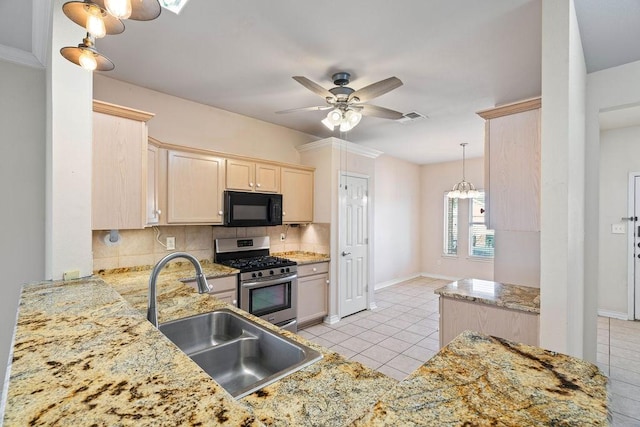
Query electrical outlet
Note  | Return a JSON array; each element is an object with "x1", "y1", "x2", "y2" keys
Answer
[
  {"x1": 280, "y1": 233, "x2": 286, "y2": 241},
  {"x1": 166, "y1": 236, "x2": 176, "y2": 250}
]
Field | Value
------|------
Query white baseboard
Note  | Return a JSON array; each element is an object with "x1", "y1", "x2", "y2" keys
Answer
[
  {"x1": 323, "y1": 314, "x2": 341, "y2": 325},
  {"x1": 374, "y1": 274, "x2": 421, "y2": 291},
  {"x1": 597, "y1": 309, "x2": 630, "y2": 320},
  {"x1": 419, "y1": 272, "x2": 461, "y2": 282}
]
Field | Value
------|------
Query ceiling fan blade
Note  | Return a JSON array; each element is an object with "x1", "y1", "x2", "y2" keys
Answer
[
  {"x1": 276, "y1": 106, "x2": 333, "y2": 114},
  {"x1": 292, "y1": 76, "x2": 335, "y2": 100},
  {"x1": 358, "y1": 104, "x2": 404, "y2": 120},
  {"x1": 349, "y1": 77, "x2": 403, "y2": 102}
]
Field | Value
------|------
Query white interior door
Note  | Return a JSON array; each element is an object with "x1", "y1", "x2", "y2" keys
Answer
[
  {"x1": 339, "y1": 174, "x2": 369, "y2": 317},
  {"x1": 634, "y1": 176, "x2": 640, "y2": 319}
]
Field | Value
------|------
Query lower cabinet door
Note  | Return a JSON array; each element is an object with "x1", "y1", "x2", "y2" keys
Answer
[
  {"x1": 298, "y1": 273, "x2": 328, "y2": 326},
  {"x1": 212, "y1": 289, "x2": 237, "y2": 307}
]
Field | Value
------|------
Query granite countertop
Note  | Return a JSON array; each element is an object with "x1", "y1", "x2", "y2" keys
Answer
[
  {"x1": 3, "y1": 265, "x2": 607, "y2": 426},
  {"x1": 272, "y1": 251, "x2": 330, "y2": 265},
  {"x1": 353, "y1": 331, "x2": 609, "y2": 426},
  {"x1": 434, "y1": 278, "x2": 541, "y2": 314}
]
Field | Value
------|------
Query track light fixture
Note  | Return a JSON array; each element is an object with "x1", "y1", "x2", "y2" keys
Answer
[
  {"x1": 60, "y1": 0, "x2": 161, "y2": 71},
  {"x1": 60, "y1": 34, "x2": 115, "y2": 71}
]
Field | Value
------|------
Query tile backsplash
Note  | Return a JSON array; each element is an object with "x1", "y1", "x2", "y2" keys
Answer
[{"x1": 92, "y1": 223, "x2": 330, "y2": 271}]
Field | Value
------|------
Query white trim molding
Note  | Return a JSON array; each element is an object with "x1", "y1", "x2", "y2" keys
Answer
[
  {"x1": 0, "y1": 44, "x2": 43, "y2": 69},
  {"x1": 375, "y1": 274, "x2": 423, "y2": 291},
  {"x1": 297, "y1": 137, "x2": 384, "y2": 159},
  {"x1": 0, "y1": 0, "x2": 51, "y2": 69},
  {"x1": 597, "y1": 309, "x2": 630, "y2": 321}
]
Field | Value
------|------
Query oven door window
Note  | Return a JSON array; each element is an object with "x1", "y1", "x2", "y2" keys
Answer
[{"x1": 249, "y1": 282, "x2": 292, "y2": 317}]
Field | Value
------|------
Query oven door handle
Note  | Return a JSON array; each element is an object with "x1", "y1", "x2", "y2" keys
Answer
[{"x1": 241, "y1": 274, "x2": 298, "y2": 289}]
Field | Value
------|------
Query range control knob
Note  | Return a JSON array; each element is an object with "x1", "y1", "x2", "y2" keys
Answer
[
  {"x1": 258, "y1": 272, "x2": 263, "y2": 277},
  {"x1": 251, "y1": 273, "x2": 257, "y2": 278},
  {"x1": 280, "y1": 268, "x2": 285, "y2": 274},
  {"x1": 285, "y1": 267, "x2": 290, "y2": 273},
  {"x1": 270, "y1": 270, "x2": 274, "y2": 275}
]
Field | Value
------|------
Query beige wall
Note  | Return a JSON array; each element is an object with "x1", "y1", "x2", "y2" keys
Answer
[
  {"x1": 420, "y1": 157, "x2": 493, "y2": 280},
  {"x1": 598, "y1": 125, "x2": 640, "y2": 316},
  {"x1": 0, "y1": 59, "x2": 46, "y2": 390},
  {"x1": 93, "y1": 75, "x2": 316, "y2": 164},
  {"x1": 373, "y1": 155, "x2": 422, "y2": 286}
]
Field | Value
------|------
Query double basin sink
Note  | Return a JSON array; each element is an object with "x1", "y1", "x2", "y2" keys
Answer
[{"x1": 158, "y1": 309, "x2": 323, "y2": 399}]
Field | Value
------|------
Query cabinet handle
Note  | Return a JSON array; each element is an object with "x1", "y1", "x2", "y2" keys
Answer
[
  {"x1": 283, "y1": 212, "x2": 286, "y2": 216},
  {"x1": 155, "y1": 209, "x2": 162, "y2": 215},
  {"x1": 232, "y1": 300, "x2": 237, "y2": 306},
  {"x1": 256, "y1": 183, "x2": 261, "y2": 188},
  {"x1": 249, "y1": 182, "x2": 254, "y2": 187},
  {"x1": 218, "y1": 210, "x2": 223, "y2": 215},
  {"x1": 326, "y1": 280, "x2": 330, "y2": 284},
  {"x1": 312, "y1": 267, "x2": 317, "y2": 272}
]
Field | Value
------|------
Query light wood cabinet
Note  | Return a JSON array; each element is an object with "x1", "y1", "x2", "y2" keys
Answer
[
  {"x1": 92, "y1": 100, "x2": 154, "y2": 230},
  {"x1": 226, "y1": 159, "x2": 280, "y2": 193},
  {"x1": 281, "y1": 167, "x2": 314, "y2": 223},
  {"x1": 477, "y1": 97, "x2": 541, "y2": 232},
  {"x1": 166, "y1": 149, "x2": 225, "y2": 224},
  {"x1": 183, "y1": 275, "x2": 237, "y2": 307},
  {"x1": 439, "y1": 296, "x2": 539, "y2": 348},
  {"x1": 297, "y1": 262, "x2": 329, "y2": 327},
  {"x1": 146, "y1": 142, "x2": 160, "y2": 225}
]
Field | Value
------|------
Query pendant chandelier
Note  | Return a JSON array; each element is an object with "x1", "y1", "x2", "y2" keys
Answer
[
  {"x1": 447, "y1": 143, "x2": 479, "y2": 199},
  {"x1": 321, "y1": 107, "x2": 363, "y2": 133},
  {"x1": 60, "y1": 0, "x2": 161, "y2": 71}
]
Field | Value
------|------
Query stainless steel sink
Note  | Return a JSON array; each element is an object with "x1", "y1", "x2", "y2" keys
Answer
[{"x1": 158, "y1": 309, "x2": 322, "y2": 399}]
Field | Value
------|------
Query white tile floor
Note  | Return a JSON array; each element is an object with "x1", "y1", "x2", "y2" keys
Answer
[
  {"x1": 299, "y1": 276, "x2": 447, "y2": 381},
  {"x1": 299, "y1": 276, "x2": 640, "y2": 426}
]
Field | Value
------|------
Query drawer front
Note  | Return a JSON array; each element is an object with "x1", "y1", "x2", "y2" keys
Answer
[
  {"x1": 183, "y1": 274, "x2": 237, "y2": 294},
  {"x1": 297, "y1": 262, "x2": 329, "y2": 277}
]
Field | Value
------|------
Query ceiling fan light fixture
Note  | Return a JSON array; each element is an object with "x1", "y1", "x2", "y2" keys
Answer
[
  {"x1": 344, "y1": 109, "x2": 362, "y2": 127},
  {"x1": 447, "y1": 143, "x2": 479, "y2": 199},
  {"x1": 326, "y1": 109, "x2": 343, "y2": 126},
  {"x1": 321, "y1": 117, "x2": 335, "y2": 130}
]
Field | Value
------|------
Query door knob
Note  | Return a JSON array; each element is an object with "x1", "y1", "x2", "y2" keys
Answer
[{"x1": 341, "y1": 251, "x2": 351, "y2": 256}]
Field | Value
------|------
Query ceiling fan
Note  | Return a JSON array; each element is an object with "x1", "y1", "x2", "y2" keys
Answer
[{"x1": 277, "y1": 72, "x2": 404, "y2": 131}]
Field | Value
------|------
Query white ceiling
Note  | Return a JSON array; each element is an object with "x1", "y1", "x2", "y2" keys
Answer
[{"x1": 2, "y1": 0, "x2": 640, "y2": 164}]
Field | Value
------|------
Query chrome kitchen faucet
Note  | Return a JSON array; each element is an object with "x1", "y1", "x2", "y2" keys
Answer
[{"x1": 147, "y1": 252, "x2": 212, "y2": 327}]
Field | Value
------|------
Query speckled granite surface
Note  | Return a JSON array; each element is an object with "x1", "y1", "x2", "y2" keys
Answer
[
  {"x1": 3, "y1": 266, "x2": 607, "y2": 426},
  {"x1": 434, "y1": 278, "x2": 540, "y2": 313},
  {"x1": 3, "y1": 278, "x2": 259, "y2": 426},
  {"x1": 352, "y1": 331, "x2": 609, "y2": 426},
  {"x1": 272, "y1": 251, "x2": 330, "y2": 265}
]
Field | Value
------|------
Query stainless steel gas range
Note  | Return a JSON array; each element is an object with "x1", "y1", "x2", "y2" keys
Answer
[{"x1": 215, "y1": 236, "x2": 298, "y2": 332}]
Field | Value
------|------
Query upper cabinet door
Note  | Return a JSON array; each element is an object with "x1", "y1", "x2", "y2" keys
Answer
[
  {"x1": 478, "y1": 99, "x2": 541, "y2": 232},
  {"x1": 146, "y1": 143, "x2": 160, "y2": 225},
  {"x1": 167, "y1": 150, "x2": 225, "y2": 224},
  {"x1": 281, "y1": 167, "x2": 314, "y2": 223},
  {"x1": 255, "y1": 162, "x2": 280, "y2": 193},
  {"x1": 226, "y1": 159, "x2": 255, "y2": 192},
  {"x1": 226, "y1": 159, "x2": 281, "y2": 193},
  {"x1": 92, "y1": 101, "x2": 154, "y2": 230}
]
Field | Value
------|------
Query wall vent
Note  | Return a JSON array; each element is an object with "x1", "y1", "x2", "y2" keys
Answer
[{"x1": 396, "y1": 111, "x2": 428, "y2": 123}]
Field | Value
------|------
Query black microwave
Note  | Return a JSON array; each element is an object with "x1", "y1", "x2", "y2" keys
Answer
[{"x1": 223, "y1": 191, "x2": 283, "y2": 227}]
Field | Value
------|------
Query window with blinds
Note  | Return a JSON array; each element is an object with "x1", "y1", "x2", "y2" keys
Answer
[
  {"x1": 469, "y1": 191, "x2": 494, "y2": 258},
  {"x1": 443, "y1": 195, "x2": 458, "y2": 255}
]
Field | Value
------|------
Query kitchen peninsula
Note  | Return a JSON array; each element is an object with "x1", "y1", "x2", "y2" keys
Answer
[{"x1": 2, "y1": 265, "x2": 608, "y2": 426}]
